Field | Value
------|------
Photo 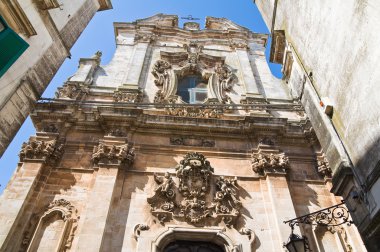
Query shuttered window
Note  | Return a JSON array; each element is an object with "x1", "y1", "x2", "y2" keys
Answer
[{"x1": 0, "y1": 15, "x2": 29, "y2": 78}]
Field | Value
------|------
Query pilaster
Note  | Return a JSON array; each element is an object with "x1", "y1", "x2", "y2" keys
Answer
[
  {"x1": 75, "y1": 136, "x2": 134, "y2": 251},
  {"x1": 0, "y1": 132, "x2": 61, "y2": 250},
  {"x1": 252, "y1": 144, "x2": 299, "y2": 250},
  {"x1": 122, "y1": 41, "x2": 150, "y2": 88},
  {"x1": 235, "y1": 48, "x2": 261, "y2": 97}
]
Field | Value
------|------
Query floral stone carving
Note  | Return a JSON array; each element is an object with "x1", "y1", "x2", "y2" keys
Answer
[
  {"x1": 147, "y1": 152, "x2": 242, "y2": 226},
  {"x1": 251, "y1": 152, "x2": 290, "y2": 174},
  {"x1": 92, "y1": 143, "x2": 135, "y2": 166}
]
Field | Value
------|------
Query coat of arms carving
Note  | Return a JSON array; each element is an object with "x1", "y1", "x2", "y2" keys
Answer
[{"x1": 147, "y1": 152, "x2": 241, "y2": 226}]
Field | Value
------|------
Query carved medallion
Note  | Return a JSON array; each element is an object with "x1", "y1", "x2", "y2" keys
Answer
[{"x1": 147, "y1": 152, "x2": 241, "y2": 226}]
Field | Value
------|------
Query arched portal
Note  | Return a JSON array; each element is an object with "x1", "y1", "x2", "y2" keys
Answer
[
  {"x1": 151, "y1": 227, "x2": 242, "y2": 252},
  {"x1": 164, "y1": 240, "x2": 225, "y2": 252}
]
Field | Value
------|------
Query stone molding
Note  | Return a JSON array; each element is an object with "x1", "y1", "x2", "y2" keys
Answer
[
  {"x1": 147, "y1": 152, "x2": 241, "y2": 227},
  {"x1": 2, "y1": 0, "x2": 37, "y2": 36}
]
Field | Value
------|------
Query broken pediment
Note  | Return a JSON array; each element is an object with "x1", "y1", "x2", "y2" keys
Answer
[
  {"x1": 133, "y1": 13, "x2": 178, "y2": 28},
  {"x1": 205, "y1": 16, "x2": 249, "y2": 31}
]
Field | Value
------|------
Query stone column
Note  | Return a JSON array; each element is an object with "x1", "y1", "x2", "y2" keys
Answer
[
  {"x1": 0, "y1": 132, "x2": 61, "y2": 250},
  {"x1": 75, "y1": 136, "x2": 134, "y2": 251}
]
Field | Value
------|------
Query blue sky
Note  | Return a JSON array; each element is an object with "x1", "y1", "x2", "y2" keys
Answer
[{"x1": 0, "y1": 0, "x2": 282, "y2": 193}]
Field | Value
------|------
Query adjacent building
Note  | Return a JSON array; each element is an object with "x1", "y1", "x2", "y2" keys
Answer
[
  {"x1": 0, "y1": 14, "x2": 366, "y2": 251},
  {"x1": 253, "y1": 0, "x2": 380, "y2": 250},
  {"x1": 0, "y1": 0, "x2": 112, "y2": 158}
]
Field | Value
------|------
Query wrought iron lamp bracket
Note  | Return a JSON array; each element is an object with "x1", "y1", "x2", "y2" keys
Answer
[{"x1": 284, "y1": 201, "x2": 354, "y2": 229}]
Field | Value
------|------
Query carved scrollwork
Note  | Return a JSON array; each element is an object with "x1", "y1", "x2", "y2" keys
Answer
[
  {"x1": 91, "y1": 143, "x2": 135, "y2": 166},
  {"x1": 55, "y1": 82, "x2": 89, "y2": 100},
  {"x1": 19, "y1": 139, "x2": 64, "y2": 164},
  {"x1": 133, "y1": 224, "x2": 149, "y2": 240},
  {"x1": 113, "y1": 90, "x2": 143, "y2": 103},
  {"x1": 147, "y1": 152, "x2": 242, "y2": 226},
  {"x1": 170, "y1": 136, "x2": 215, "y2": 147},
  {"x1": 152, "y1": 60, "x2": 172, "y2": 88},
  {"x1": 207, "y1": 63, "x2": 235, "y2": 104},
  {"x1": 251, "y1": 152, "x2": 290, "y2": 174}
]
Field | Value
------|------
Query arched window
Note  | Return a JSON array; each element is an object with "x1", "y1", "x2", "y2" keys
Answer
[{"x1": 177, "y1": 74, "x2": 208, "y2": 104}]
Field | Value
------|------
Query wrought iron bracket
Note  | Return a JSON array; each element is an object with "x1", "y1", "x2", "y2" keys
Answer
[{"x1": 284, "y1": 201, "x2": 354, "y2": 229}]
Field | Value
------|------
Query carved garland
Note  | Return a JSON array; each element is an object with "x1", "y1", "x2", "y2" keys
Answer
[
  {"x1": 147, "y1": 152, "x2": 241, "y2": 227},
  {"x1": 21, "y1": 199, "x2": 79, "y2": 251}
]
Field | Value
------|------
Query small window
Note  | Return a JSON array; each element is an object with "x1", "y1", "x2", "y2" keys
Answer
[{"x1": 177, "y1": 74, "x2": 208, "y2": 103}]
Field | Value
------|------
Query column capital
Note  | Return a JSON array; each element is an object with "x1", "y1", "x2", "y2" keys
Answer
[
  {"x1": 91, "y1": 136, "x2": 135, "y2": 168},
  {"x1": 251, "y1": 144, "x2": 290, "y2": 176},
  {"x1": 18, "y1": 132, "x2": 63, "y2": 164}
]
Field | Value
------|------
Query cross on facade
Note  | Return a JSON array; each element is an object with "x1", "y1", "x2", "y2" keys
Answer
[{"x1": 181, "y1": 15, "x2": 200, "y2": 21}]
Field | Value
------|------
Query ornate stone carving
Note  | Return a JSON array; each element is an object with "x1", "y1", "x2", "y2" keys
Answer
[
  {"x1": 133, "y1": 224, "x2": 149, "y2": 240},
  {"x1": 229, "y1": 40, "x2": 249, "y2": 50},
  {"x1": 317, "y1": 156, "x2": 332, "y2": 177},
  {"x1": 152, "y1": 60, "x2": 172, "y2": 88},
  {"x1": 113, "y1": 90, "x2": 143, "y2": 103},
  {"x1": 170, "y1": 136, "x2": 215, "y2": 147},
  {"x1": 19, "y1": 139, "x2": 63, "y2": 163},
  {"x1": 147, "y1": 152, "x2": 241, "y2": 226},
  {"x1": 184, "y1": 22, "x2": 200, "y2": 31},
  {"x1": 166, "y1": 106, "x2": 222, "y2": 118},
  {"x1": 251, "y1": 152, "x2": 290, "y2": 174},
  {"x1": 21, "y1": 199, "x2": 79, "y2": 251},
  {"x1": 134, "y1": 32, "x2": 156, "y2": 43},
  {"x1": 91, "y1": 143, "x2": 135, "y2": 166},
  {"x1": 55, "y1": 82, "x2": 89, "y2": 100},
  {"x1": 152, "y1": 42, "x2": 236, "y2": 105},
  {"x1": 106, "y1": 128, "x2": 126, "y2": 137},
  {"x1": 42, "y1": 123, "x2": 58, "y2": 133},
  {"x1": 258, "y1": 136, "x2": 276, "y2": 146},
  {"x1": 239, "y1": 227, "x2": 254, "y2": 240},
  {"x1": 207, "y1": 63, "x2": 235, "y2": 103}
]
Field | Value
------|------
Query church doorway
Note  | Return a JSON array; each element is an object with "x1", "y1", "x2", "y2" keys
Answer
[{"x1": 164, "y1": 240, "x2": 225, "y2": 252}]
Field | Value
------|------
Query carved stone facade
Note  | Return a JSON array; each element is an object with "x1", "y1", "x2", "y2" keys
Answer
[{"x1": 0, "y1": 14, "x2": 366, "y2": 252}]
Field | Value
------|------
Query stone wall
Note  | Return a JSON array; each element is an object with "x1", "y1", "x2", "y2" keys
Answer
[
  {"x1": 0, "y1": 0, "x2": 112, "y2": 158},
  {"x1": 253, "y1": 1, "x2": 380, "y2": 249}
]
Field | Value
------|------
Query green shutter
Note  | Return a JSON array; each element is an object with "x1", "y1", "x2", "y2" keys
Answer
[{"x1": 0, "y1": 16, "x2": 29, "y2": 78}]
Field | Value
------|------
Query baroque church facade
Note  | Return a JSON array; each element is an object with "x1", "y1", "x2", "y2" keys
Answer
[{"x1": 0, "y1": 14, "x2": 366, "y2": 251}]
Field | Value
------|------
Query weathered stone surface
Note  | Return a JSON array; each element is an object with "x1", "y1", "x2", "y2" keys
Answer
[{"x1": 0, "y1": 14, "x2": 366, "y2": 252}]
